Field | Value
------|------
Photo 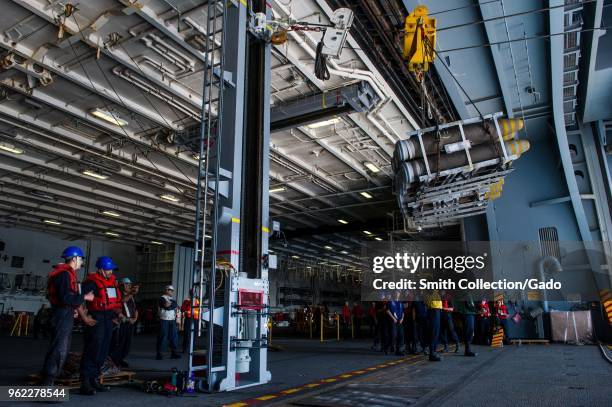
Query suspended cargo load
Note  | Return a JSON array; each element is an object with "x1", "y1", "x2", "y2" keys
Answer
[
  {"x1": 392, "y1": 113, "x2": 528, "y2": 230},
  {"x1": 396, "y1": 140, "x2": 530, "y2": 185},
  {"x1": 392, "y1": 118, "x2": 523, "y2": 167}
]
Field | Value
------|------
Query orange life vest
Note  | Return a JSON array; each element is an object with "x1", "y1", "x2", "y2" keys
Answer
[
  {"x1": 47, "y1": 264, "x2": 79, "y2": 307},
  {"x1": 86, "y1": 272, "x2": 122, "y2": 312}
]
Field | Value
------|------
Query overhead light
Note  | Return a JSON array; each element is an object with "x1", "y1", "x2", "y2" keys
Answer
[
  {"x1": 340, "y1": 250, "x2": 348, "y2": 255},
  {"x1": 269, "y1": 249, "x2": 275, "y2": 253},
  {"x1": 270, "y1": 186, "x2": 286, "y2": 193},
  {"x1": 292, "y1": 255, "x2": 300, "y2": 259},
  {"x1": 306, "y1": 266, "x2": 312, "y2": 269},
  {"x1": 160, "y1": 194, "x2": 180, "y2": 202},
  {"x1": 0, "y1": 142, "x2": 24, "y2": 155},
  {"x1": 338, "y1": 219, "x2": 349, "y2": 225},
  {"x1": 324, "y1": 245, "x2": 333, "y2": 250},
  {"x1": 307, "y1": 117, "x2": 341, "y2": 129},
  {"x1": 150, "y1": 241, "x2": 164, "y2": 245},
  {"x1": 364, "y1": 162, "x2": 380, "y2": 173},
  {"x1": 105, "y1": 232, "x2": 119, "y2": 237},
  {"x1": 319, "y1": 262, "x2": 328, "y2": 265},
  {"x1": 375, "y1": 237, "x2": 383, "y2": 241},
  {"x1": 204, "y1": 234, "x2": 212, "y2": 239},
  {"x1": 360, "y1": 191, "x2": 373, "y2": 199},
  {"x1": 363, "y1": 230, "x2": 372, "y2": 235},
  {"x1": 43, "y1": 219, "x2": 62, "y2": 225},
  {"x1": 82, "y1": 169, "x2": 109, "y2": 180},
  {"x1": 91, "y1": 108, "x2": 128, "y2": 127},
  {"x1": 101, "y1": 210, "x2": 120, "y2": 217}
]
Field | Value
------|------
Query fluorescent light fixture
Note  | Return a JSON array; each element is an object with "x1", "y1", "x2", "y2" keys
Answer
[
  {"x1": 91, "y1": 108, "x2": 128, "y2": 126},
  {"x1": 364, "y1": 162, "x2": 380, "y2": 173},
  {"x1": 338, "y1": 219, "x2": 349, "y2": 225},
  {"x1": 43, "y1": 219, "x2": 62, "y2": 225},
  {"x1": 150, "y1": 241, "x2": 164, "y2": 245},
  {"x1": 375, "y1": 237, "x2": 383, "y2": 241},
  {"x1": 363, "y1": 230, "x2": 372, "y2": 235},
  {"x1": 292, "y1": 255, "x2": 300, "y2": 259},
  {"x1": 205, "y1": 234, "x2": 212, "y2": 239},
  {"x1": 82, "y1": 170, "x2": 109, "y2": 180},
  {"x1": 269, "y1": 249, "x2": 275, "y2": 253},
  {"x1": 340, "y1": 250, "x2": 348, "y2": 255},
  {"x1": 306, "y1": 266, "x2": 312, "y2": 269},
  {"x1": 269, "y1": 186, "x2": 286, "y2": 193},
  {"x1": 307, "y1": 117, "x2": 341, "y2": 129},
  {"x1": 360, "y1": 191, "x2": 373, "y2": 199},
  {"x1": 101, "y1": 210, "x2": 120, "y2": 217},
  {"x1": 319, "y1": 262, "x2": 328, "y2": 265},
  {"x1": 324, "y1": 245, "x2": 333, "y2": 250},
  {"x1": 0, "y1": 143, "x2": 24, "y2": 155},
  {"x1": 105, "y1": 232, "x2": 119, "y2": 237},
  {"x1": 160, "y1": 194, "x2": 180, "y2": 202}
]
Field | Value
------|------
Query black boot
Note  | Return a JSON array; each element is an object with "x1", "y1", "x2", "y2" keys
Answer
[
  {"x1": 464, "y1": 350, "x2": 477, "y2": 357},
  {"x1": 429, "y1": 352, "x2": 442, "y2": 362},
  {"x1": 454, "y1": 342, "x2": 461, "y2": 353}
]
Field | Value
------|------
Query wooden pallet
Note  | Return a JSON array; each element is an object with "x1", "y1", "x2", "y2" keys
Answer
[{"x1": 27, "y1": 371, "x2": 135, "y2": 389}]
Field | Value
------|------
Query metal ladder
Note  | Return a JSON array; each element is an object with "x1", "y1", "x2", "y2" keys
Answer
[{"x1": 189, "y1": 0, "x2": 228, "y2": 392}]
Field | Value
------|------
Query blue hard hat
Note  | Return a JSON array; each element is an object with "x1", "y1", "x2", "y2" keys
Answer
[
  {"x1": 61, "y1": 246, "x2": 85, "y2": 259},
  {"x1": 121, "y1": 277, "x2": 132, "y2": 284},
  {"x1": 95, "y1": 256, "x2": 118, "y2": 271}
]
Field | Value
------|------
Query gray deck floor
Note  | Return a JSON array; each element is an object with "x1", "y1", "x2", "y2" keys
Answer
[{"x1": 1, "y1": 334, "x2": 610, "y2": 406}]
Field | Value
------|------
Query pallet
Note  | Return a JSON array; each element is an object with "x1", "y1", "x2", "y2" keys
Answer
[
  {"x1": 510, "y1": 339, "x2": 550, "y2": 345},
  {"x1": 27, "y1": 371, "x2": 135, "y2": 389}
]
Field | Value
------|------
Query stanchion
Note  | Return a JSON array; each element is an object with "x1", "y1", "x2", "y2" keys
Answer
[
  {"x1": 336, "y1": 313, "x2": 340, "y2": 341},
  {"x1": 309, "y1": 315, "x2": 313, "y2": 339},
  {"x1": 320, "y1": 313, "x2": 324, "y2": 342}
]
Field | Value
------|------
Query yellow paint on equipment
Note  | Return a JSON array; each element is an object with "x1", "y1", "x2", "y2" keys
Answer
[
  {"x1": 491, "y1": 328, "x2": 504, "y2": 348},
  {"x1": 485, "y1": 179, "x2": 504, "y2": 200},
  {"x1": 403, "y1": 5, "x2": 436, "y2": 74},
  {"x1": 231, "y1": 217, "x2": 240, "y2": 224},
  {"x1": 499, "y1": 118, "x2": 524, "y2": 139},
  {"x1": 506, "y1": 140, "x2": 530, "y2": 157},
  {"x1": 262, "y1": 226, "x2": 270, "y2": 233}
]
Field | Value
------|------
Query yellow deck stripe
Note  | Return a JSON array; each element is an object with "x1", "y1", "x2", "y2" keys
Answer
[
  {"x1": 304, "y1": 383, "x2": 320, "y2": 388},
  {"x1": 321, "y1": 378, "x2": 337, "y2": 383},
  {"x1": 255, "y1": 395, "x2": 277, "y2": 401},
  {"x1": 281, "y1": 388, "x2": 301, "y2": 394},
  {"x1": 224, "y1": 403, "x2": 248, "y2": 407}
]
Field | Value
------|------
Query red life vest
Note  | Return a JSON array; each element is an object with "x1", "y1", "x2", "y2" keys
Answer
[
  {"x1": 86, "y1": 272, "x2": 122, "y2": 312},
  {"x1": 47, "y1": 264, "x2": 79, "y2": 306}
]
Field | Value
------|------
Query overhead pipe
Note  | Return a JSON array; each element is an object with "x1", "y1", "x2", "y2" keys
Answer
[{"x1": 271, "y1": 2, "x2": 416, "y2": 146}]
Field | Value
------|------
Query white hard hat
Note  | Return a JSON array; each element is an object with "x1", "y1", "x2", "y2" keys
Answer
[{"x1": 165, "y1": 285, "x2": 175, "y2": 291}]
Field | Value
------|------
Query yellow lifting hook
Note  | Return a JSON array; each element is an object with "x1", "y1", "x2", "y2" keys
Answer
[{"x1": 403, "y1": 5, "x2": 437, "y2": 80}]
